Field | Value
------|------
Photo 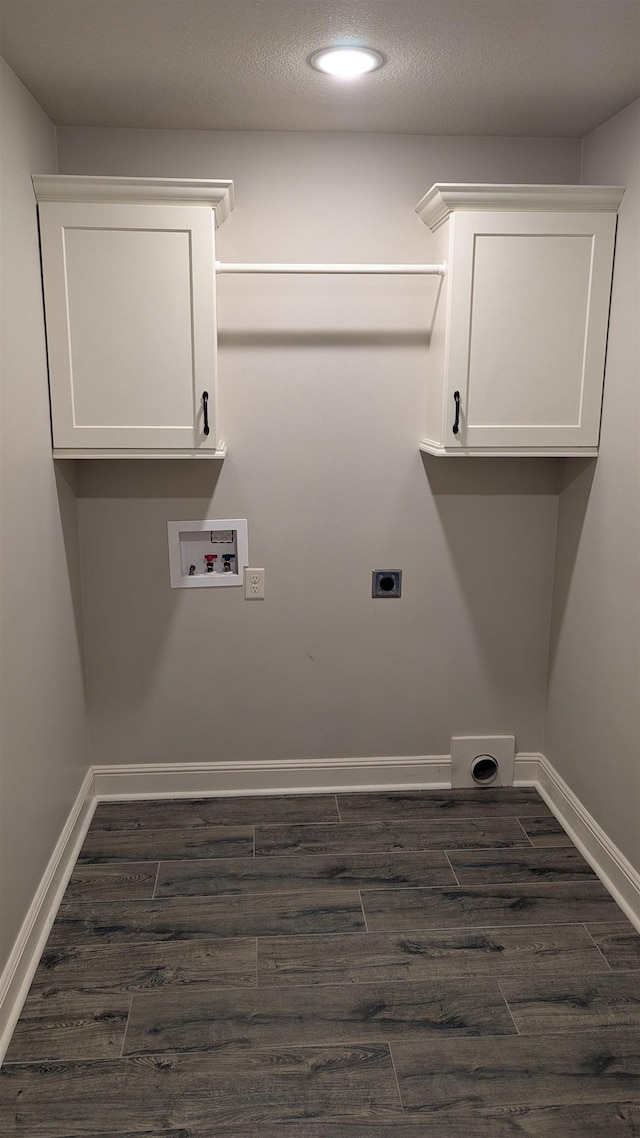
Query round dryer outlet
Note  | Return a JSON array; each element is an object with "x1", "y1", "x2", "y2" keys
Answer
[{"x1": 470, "y1": 754, "x2": 499, "y2": 785}]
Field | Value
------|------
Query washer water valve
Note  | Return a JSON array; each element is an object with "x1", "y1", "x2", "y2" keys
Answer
[{"x1": 167, "y1": 518, "x2": 249, "y2": 589}]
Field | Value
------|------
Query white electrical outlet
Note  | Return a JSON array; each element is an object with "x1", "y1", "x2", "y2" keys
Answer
[{"x1": 244, "y1": 567, "x2": 265, "y2": 600}]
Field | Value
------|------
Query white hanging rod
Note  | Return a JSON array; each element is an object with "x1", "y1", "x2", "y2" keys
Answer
[{"x1": 215, "y1": 261, "x2": 446, "y2": 276}]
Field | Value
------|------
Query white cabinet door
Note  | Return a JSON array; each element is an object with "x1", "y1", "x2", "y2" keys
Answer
[
  {"x1": 445, "y1": 210, "x2": 617, "y2": 449},
  {"x1": 38, "y1": 202, "x2": 219, "y2": 450}
]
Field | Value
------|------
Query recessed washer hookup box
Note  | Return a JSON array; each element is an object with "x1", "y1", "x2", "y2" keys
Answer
[{"x1": 167, "y1": 518, "x2": 249, "y2": 588}]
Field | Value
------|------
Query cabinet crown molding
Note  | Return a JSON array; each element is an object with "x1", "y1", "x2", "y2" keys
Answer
[
  {"x1": 416, "y1": 183, "x2": 625, "y2": 232},
  {"x1": 32, "y1": 175, "x2": 235, "y2": 227}
]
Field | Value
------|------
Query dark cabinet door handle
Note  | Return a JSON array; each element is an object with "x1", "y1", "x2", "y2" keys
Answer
[
  {"x1": 452, "y1": 390, "x2": 461, "y2": 435},
  {"x1": 202, "y1": 391, "x2": 210, "y2": 436}
]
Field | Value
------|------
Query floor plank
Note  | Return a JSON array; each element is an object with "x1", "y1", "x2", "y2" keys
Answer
[
  {"x1": 258, "y1": 1102, "x2": 640, "y2": 1136},
  {"x1": 27, "y1": 938, "x2": 257, "y2": 997},
  {"x1": 48, "y1": 891, "x2": 366, "y2": 946},
  {"x1": 447, "y1": 845, "x2": 596, "y2": 885},
  {"x1": 3, "y1": 994, "x2": 130, "y2": 1063},
  {"x1": 51, "y1": 1131, "x2": 253, "y2": 1138},
  {"x1": 123, "y1": 977, "x2": 516, "y2": 1054},
  {"x1": 337, "y1": 788, "x2": 550, "y2": 821},
  {"x1": 500, "y1": 972, "x2": 640, "y2": 1034},
  {"x1": 262, "y1": 1127, "x2": 429, "y2": 1138},
  {"x1": 156, "y1": 851, "x2": 456, "y2": 898},
  {"x1": 62, "y1": 863, "x2": 159, "y2": 902},
  {"x1": 361, "y1": 881, "x2": 623, "y2": 932},
  {"x1": 0, "y1": 1045, "x2": 402, "y2": 1134},
  {"x1": 390, "y1": 1029, "x2": 640, "y2": 1111},
  {"x1": 23, "y1": 1110, "x2": 640, "y2": 1138},
  {"x1": 257, "y1": 924, "x2": 609, "y2": 986},
  {"x1": 90, "y1": 795, "x2": 340, "y2": 831},
  {"x1": 255, "y1": 818, "x2": 532, "y2": 857},
  {"x1": 587, "y1": 923, "x2": 640, "y2": 971},
  {"x1": 77, "y1": 826, "x2": 254, "y2": 864},
  {"x1": 517, "y1": 816, "x2": 573, "y2": 847},
  {"x1": 49, "y1": 1131, "x2": 252, "y2": 1138}
]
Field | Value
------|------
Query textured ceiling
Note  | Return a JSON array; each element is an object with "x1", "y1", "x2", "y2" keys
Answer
[{"x1": 1, "y1": 0, "x2": 639, "y2": 137}]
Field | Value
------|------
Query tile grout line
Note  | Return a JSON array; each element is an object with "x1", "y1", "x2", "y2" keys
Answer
[
  {"x1": 583, "y1": 922, "x2": 614, "y2": 972},
  {"x1": 77, "y1": 840, "x2": 570, "y2": 864},
  {"x1": 358, "y1": 890, "x2": 369, "y2": 932},
  {"x1": 353, "y1": 914, "x2": 618, "y2": 935},
  {"x1": 98, "y1": 848, "x2": 542, "y2": 871},
  {"x1": 8, "y1": 1030, "x2": 586, "y2": 1071},
  {"x1": 119, "y1": 995, "x2": 134, "y2": 1058},
  {"x1": 91, "y1": 800, "x2": 551, "y2": 825},
  {"x1": 515, "y1": 817, "x2": 536, "y2": 846},
  {"x1": 52, "y1": 886, "x2": 618, "y2": 922},
  {"x1": 254, "y1": 919, "x2": 617, "y2": 940},
  {"x1": 496, "y1": 979, "x2": 521, "y2": 1036},
  {"x1": 51, "y1": 879, "x2": 619, "y2": 916},
  {"x1": 54, "y1": 886, "x2": 373, "y2": 910},
  {"x1": 387, "y1": 1040, "x2": 407, "y2": 1113},
  {"x1": 597, "y1": 966, "x2": 640, "y2": 974},
  {"x1": 134, "y1": 882, "x2": 464, "y2": 902},
  {"x1": 252, "y1": 844, "x2": 546, "y2": 860},
  {"x1": 443, "y1": 851, "x2": 461, "y2": 886},
  {"x1": 151, "y1": 862, "x2": 161, "y2": 900},
  {"x1": 69, "y1": 846, "x2": 539, "y2": 868},
  {"x1": 205, "y1": 967, "x2": 616, "y2": 991},
  {"x1": 123, "y1": 875, "x2": 617, "y2": 905},
  {"x1": 91, "y1": 801, "x2": 348, "y2": 824}
]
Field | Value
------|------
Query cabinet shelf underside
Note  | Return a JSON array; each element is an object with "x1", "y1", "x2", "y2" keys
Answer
[
  {"x1": 53, "y1": 445, "x2": 228, "y2": 460},
  {"x1": 420, "y1": 441, "x2": 598, "y2": 458}
]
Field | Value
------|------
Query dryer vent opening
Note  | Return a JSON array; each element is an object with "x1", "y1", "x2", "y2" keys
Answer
[
  {"x1": 470, "y1": 754, "x2": 499, "y2": 786},
  {"x1": 450, "y1": 735, "x2": 515, "y2": 788}
]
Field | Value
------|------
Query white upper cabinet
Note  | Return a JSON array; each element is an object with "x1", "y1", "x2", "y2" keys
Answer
[
  {"x1": 415, "y1": 184, "x2": 624, "y2": 456},
  {"x1": 33, "y1": 176, "x2": 234, "y2": 457}
]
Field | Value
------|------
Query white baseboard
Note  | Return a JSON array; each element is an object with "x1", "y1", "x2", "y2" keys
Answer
[
  {"x1": 527, "y1": 753, "x2": 640, "y2": 935},
  {"x1": 0, "y1": 768, "x2": 96, "y2": 1063},
  {"x1": 92, "y1": 754, "x2": 453, "y2": 798},
  {"x1": 512, "y1": 753, "x2": 541, "y2": 785},
  {"x1": 91, "y1": 752, "x2": 640, "y2": 933},
  {"x1": 93, "y1": 752, "x2": 545, "y2": 799},
  {"x1": 2, "y1": 750, "x2": 639, "y2": 1066}
]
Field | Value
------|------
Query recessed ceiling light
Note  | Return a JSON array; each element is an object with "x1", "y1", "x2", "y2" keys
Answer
[{"x1": 310, "y1": 47, "x2": 384, "y2": 79}]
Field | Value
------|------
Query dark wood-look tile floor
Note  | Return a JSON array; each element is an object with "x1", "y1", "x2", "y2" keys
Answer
[{"x1": 2, "y1": 788, "x2": 640, "y2": 1136}]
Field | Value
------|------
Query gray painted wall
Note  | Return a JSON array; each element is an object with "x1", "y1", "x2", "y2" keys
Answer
[
  {"x1": 0, "y1": 60, "x2": 89, "y2": 975},
  {"x1": 545, "y1": 98, "x2": 640, "y2": 871},
  {"x1": 57, "y1": 127, "x2": 580, "y2": 767},
  {"x1": 1, "y1": 91, "x2": 637, "y2": 991}
]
